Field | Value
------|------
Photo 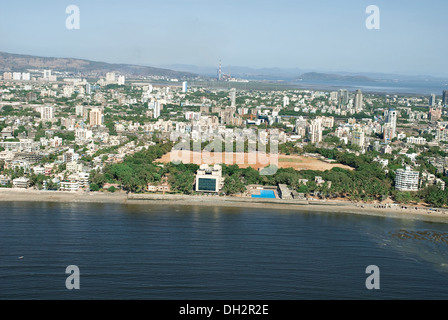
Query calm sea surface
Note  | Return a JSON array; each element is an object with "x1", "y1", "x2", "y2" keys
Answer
[
  {"x1": 1, "y1": 201, "x2": 448, "y2": 300},
  {"x1": 292, "y1": 79, "x2": 448, "y2": 95}
]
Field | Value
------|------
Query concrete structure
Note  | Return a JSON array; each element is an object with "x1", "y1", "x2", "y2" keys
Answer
[
  {"x1": 229, "y1": 88, "x2": 236, "y2": 108},
  {"x1": 277, "y1": 184, "x2": 293, "y2": 199},
  {"x1": 86, "y1": 83, "x2": 91, "y2": 94},
  {"x1": 353, "y1": 89, "x2": 363, "y2": 113},
  {"x1": 60, "y1": 181, "x2": 79, "y2": 192},
  {"x1": 309, "y1": 118, "x2": 322, "y2": 144},
  {"x1": 395, "y1": 166, "x2": 419, "y2": 191},
  {"x1": 148, "y1": 101, "x2": 161, "y2": 119},
  {"x1": 385, "y1": 108, "x2": 397, "y2": 140},
  {"x1": 429, "y1": 93, "x2": 436, "y2": 106},
  {"x1": 12, "y1": 177, "x2": 30, "y2": 188},
  {"x1": 43, "y1": 70, "x2": 52, "y2": 79},
  {"x1": 40, "y1": 105, "x2": 55, "y2": 120},
  {"x1": 338, "y1": 89, "x2": 349, "y2": 105},
  {"x1": 105, "y1": 72, "x2": 116, "y2": 84},
  {"x1": 195, "y1": 164, "x2": 224, "y2": 193},
  {"x1": 89, "y1": 108, "x2": 104, "y2": 126},
  {"x1": 351, "y1": 127, "x2": 365, "y2": 148}
]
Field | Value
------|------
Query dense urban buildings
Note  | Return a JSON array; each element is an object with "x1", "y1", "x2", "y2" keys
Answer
[{"x1": 0, "y1": 70, "x2": 447, "y2": 207}]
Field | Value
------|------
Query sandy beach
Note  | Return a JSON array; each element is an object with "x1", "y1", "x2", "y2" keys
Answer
[{"x1": 1, "y1": 188, "x2": 448, "y2": 224}]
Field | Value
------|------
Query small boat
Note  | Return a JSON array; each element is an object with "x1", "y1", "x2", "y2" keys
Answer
[{"x1": 18, "y1": 256, "x2": 24, "y2": 260}]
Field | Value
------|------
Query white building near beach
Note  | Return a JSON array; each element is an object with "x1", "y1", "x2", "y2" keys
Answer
[{"x1": 395, "y1": 166, "x2": 419, "y2": 191}]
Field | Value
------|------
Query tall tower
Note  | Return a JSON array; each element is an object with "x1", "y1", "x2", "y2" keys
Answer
[
  {"x1": 385, "y1": 108, "x2": 397, "y2": 140},
  {"x1": 351, "y1": 126, "x2": 365, "y2": 148},
  {"x1": 354, "y1": 89, "x2": 363, "y2": 113},
  {"x1": 217, "y1": 60, "x2": 222, "y2": 81},
  {"x1": 229, "y1": 88, "x2": 236, "y2": 108},
  {"x1": 338, "y1": 89, "x2": 349, "y2": 106},
  {"x1": 429, "y1": 93, "x2": 436, "y2": 106},
  {"x1": 443, "y1": 90, "x2": 448, "y2": 106},
  {"x1": 309, "y1": 118, "x2": 323, "y2": 144},
  {"x1": 89, "y1": 108, "x2": 104, "y2": 126}
]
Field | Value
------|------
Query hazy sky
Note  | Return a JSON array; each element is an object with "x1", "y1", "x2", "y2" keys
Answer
[{"x1": 0, "y1": 0, "x2": 447, "y2": 77}]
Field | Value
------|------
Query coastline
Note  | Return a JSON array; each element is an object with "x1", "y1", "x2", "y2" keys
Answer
[{"x1": 1, "y1": 188, "x2": 448, "y2": 224}]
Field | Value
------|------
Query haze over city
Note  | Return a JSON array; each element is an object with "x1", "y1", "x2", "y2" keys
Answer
[{"x1": 0, "y1": 0, "x2": 447, "y2": 77}]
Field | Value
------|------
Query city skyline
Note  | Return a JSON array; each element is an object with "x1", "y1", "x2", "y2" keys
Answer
[{"x1": 0, "y1": 1, "x2": 447, "y2": 77}]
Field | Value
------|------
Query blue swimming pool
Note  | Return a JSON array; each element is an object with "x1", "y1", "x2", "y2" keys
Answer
[{"x1": 251, "y1": 190, "x2": 276, "y2": 199}]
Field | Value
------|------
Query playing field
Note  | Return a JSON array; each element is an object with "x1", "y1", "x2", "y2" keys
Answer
[{"x1": 155, "y1": 151, "x2": 354, "y2": 171}]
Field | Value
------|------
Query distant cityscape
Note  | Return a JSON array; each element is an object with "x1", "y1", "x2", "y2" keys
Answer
[{"x1": 1, "y1": 59, "x2": 448, "y2": 208}]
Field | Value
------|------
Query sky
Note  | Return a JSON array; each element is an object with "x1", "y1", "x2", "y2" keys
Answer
[{"x1": 0, "y1": 0, "x2": 447, "y2": 77}]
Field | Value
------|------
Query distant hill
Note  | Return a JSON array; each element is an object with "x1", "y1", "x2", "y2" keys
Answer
[
  {"x1": 162, "y1": 64, "x2": 309, "y2": 80},
  {"x1": 0, "y1": 51, "x2": 199, "y2": 79},
  {"x1": 298, "y1": 72, "x2": 374, "y2": 82}
]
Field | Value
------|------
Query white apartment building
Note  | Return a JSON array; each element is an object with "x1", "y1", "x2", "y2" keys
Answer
[
  {"x1": 195, "y1": 164, "x2": 224, "y2": 193},
  {"x1": 40, "y1": 105, "x2": 55, "y2": 120},
  {"x1": 351, "y1": 127, "x2": 365, "y2": 148},
  {"x1": 309, "y1": 118, "x2": 322, "y2": 144},
  {"x1": 60, "y1": 181, "x2": 79, "y2": 192},
  {"x1": 12, "y1": 177, "x2": 30, "y2": 188},
  {"x1": 395, "y1": 166, "x2": 419, "y2": 191}
]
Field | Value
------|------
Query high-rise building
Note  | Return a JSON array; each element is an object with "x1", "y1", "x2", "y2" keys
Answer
[
  {"x1": 75, "y1": 105, "x2": 85, "y2": 117},
  {"x1": 353, "y1": 89, "x2": 363, "y2": 113},
  {"x1": 329, "y1": 91, "x2": 339, "y2": 101},
  {"x1": 338, "y1": 89, "x2": 349, "y2": 106},
  {"x1": 182, "y1": 81, "x2": 188, "y2": 93},
  {"x1": 295, "y1": 117, "x2": 307, "y2": 136},
  {"x1": 117, "y1": 75, "x2": 125, "y2": 86},
  {"x1": 86, "y1": 83, "x2": 91, "y2": 94},
  {"x1": 43, "y1": 70, "x2": 52, "y2": 79},
  {"x1": 351, "y1": 126, "x2": 365, "y2": 148},
  {"x1": 3, "y1": 72, "x2": 12, "y2": 80},
  {"x1": 229, "y1": 88, "x2": 236, "y2": 108},
  {"x1": 89, "y1": 108, "x2": 104, "y2": 127},
  {"x1": 105, "y1": 72, "x2": 116, "y2": 84},
  {"x1": 385, "y1": 108, "x2": 397, "y2": 140},
  {"x1": 217, "y1": 60, "x2": 222, "y2": 81},
  {"x1": 148, "y1": 101, "x2": 161, "y2": 119},
  {"x1": 40, "y1": 105, "x2": 55, "y2": 120},
  {"x1": 383, "y1": 123, "x2": 393, "y2": 143},
  {"x1": 443, "y1": 90, "x2": 448, "y2": 106},
  {"x1": 309, "y1": 118, "x2": 323, "y2": 144},
  {"x1": 395, "y1": 166, "x2": 419, "y2": 191},
  {"x1": 283, "y1": 96, "x2": 290, "y2": 108},
  {"x1": 429, "y1": 93, "x2": 436, "y2": 106},
  {"x1": 21, "y1": 72, "x2": 30, "y2": 81},
  {"x1": 13, "y1": 72, "x2": 21, "y2": 80}
]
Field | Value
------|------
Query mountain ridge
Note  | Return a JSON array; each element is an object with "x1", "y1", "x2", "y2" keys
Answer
[{"x1": 0, "y1": 51, "x2": 199, "y2": 79}]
